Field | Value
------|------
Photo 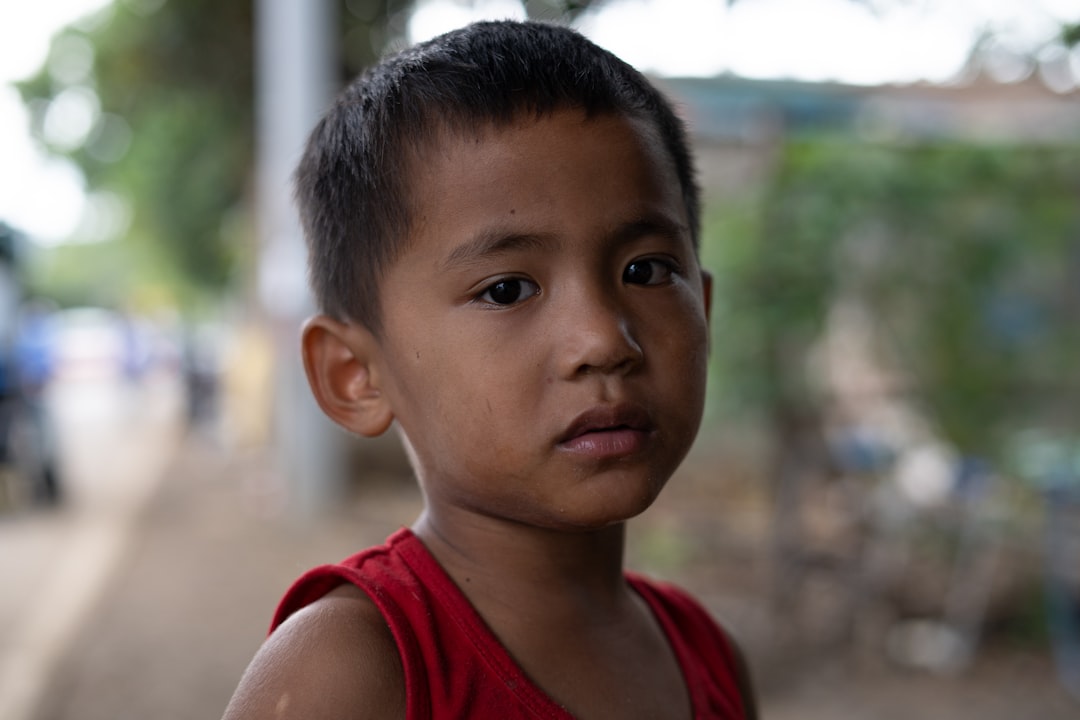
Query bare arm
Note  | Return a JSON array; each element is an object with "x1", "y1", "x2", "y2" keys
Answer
[{"x1": 222, "y1": 585, "x2": 405, "y2": 720}]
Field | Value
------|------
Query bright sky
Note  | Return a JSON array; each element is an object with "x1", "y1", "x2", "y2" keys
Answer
[
  {"x1": 0, "y1": 0, "x2": 112, "y2": 245},
  {"x1": 1, "y1": 0, "x2": 1078, "y2": 245},
  {"x1": 411, "y1": 0, "x2": 1080, "y2": 83}
]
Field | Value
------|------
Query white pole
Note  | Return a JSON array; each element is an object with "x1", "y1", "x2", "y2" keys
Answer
[{"x1": 255, "y1": 0, "x2": 343, "y2": 519}]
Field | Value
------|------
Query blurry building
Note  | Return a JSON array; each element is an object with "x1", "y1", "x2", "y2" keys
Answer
[{"x1": 661, "y1": 71, "x2": 1080, "y2": 194}]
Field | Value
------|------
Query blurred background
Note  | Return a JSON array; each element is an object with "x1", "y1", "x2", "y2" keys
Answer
[{"x1": 1, "y1": 1, "x2": 1079, "y2": 718}]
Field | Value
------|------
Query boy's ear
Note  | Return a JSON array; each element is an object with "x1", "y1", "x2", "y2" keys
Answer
[{"x1": 301, "y1": 315, "x2": 394, "y2": 438}]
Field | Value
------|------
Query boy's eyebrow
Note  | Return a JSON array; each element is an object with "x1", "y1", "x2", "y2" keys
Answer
[
  {"x1": 611, "y1": 214, "x2": 689, "y2": 246},
  {"x1": 441, "y1": 212, "x2": 690, "y2": 271},
  {"x1": 441, "y1": 229, "x2": 555, "y2": 270}
]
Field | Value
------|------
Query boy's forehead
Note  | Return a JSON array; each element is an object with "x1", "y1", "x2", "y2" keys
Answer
[
  {"x1": 394, "y1": 108, "x2": 688, "y2": 262},
  {"x1": 405, "y1": 108, "x2": 673, "y2": 196}
]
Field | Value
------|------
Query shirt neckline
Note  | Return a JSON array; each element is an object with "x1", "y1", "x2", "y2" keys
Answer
[{"x1": 390, "y1": 527, "x2": 702, "y2": 718}]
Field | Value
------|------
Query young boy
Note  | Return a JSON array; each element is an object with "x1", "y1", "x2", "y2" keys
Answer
[{"x1": 223, "y1": 20, "x2": 757, "y2": 720}]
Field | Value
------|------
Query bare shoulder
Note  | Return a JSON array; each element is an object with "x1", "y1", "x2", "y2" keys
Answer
[{"x1": 221, "y1": 584, "x2": 405, "y2": 720}]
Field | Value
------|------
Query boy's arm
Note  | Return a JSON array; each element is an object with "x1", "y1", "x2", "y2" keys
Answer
[{"x1": 221, "y1": 585, "x2": 405, "y2": 720}]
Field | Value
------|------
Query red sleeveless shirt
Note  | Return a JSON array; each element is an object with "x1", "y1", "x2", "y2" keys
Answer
[{"x1": 272, "y1": 528, "x2": 747, "y2": 719}]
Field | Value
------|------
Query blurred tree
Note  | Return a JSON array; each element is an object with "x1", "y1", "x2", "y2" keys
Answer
[
  {"x1": 18, "y1": 0, "x2": 1072, "y2": 313},
  {"x1": 17, "y1": 0, "x2": 603, "y2": 311},
  {"x1": 19, "y1": 0, "x2": 254, "y2": 311},
  {"x1": 1064, "y1": 22, "x2": 1080, "y2": 47},
  {"x1": 710, "y1": 139, "x2": 1080, "y2": 472},
  {"x1": 707, "y1": 138, "x2": 1080, "y2": 654}
]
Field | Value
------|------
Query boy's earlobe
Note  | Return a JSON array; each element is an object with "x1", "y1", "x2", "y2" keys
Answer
[{"x1": 301, "y1": 315, "x2": 394, "y2": 438}]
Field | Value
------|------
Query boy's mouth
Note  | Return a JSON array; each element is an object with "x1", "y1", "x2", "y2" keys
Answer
[{"x1": 557, "y1": 405, "x2": 648, "y2": 444}]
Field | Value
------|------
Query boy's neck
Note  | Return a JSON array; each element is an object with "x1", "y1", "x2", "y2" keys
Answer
[
  {"x1": 412, "y1": 508, "x2": 631, "y2": 619},
  {"x1": 411, "y1": 509, "x2": 693, "y2": 720}
]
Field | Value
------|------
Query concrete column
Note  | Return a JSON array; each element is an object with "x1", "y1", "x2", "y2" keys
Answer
[{"x1": 254, "y1": 0, "x2": 344, "y2": 519}]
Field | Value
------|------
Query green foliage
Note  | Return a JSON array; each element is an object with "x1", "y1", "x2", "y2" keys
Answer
[
  {"x1": 708, "y1": 139, "x2": 1080, "y2": 463},
  {"x1": 18, "y1": 0, "x2": 605, "y2": 311},
  {"x1": 1062, "y1": 22, "x2": 1080, "y2": 48},
  {"x1": 18, "y1": 0, "x2": 254, "y2": 309}
]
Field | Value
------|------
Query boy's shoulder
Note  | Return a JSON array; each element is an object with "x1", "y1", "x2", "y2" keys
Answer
[{"x1": 221, "y1": 585, "x2": 404, "y2": 720}]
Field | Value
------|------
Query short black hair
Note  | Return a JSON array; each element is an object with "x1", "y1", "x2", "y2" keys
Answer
[{"x1": 296, "y1": 19, "x2": 700, "y2": 333}]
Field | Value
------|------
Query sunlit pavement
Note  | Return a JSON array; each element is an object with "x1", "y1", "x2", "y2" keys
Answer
[{"x1": 0, "y1": 370, "x2": 185, "y2": 720}]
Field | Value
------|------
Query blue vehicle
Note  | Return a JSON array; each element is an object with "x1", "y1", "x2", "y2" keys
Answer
[{"x1": 0, "y1": 222, "x2": 60, "y2": 509}]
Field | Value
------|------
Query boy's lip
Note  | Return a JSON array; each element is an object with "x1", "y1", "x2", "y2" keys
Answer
[{"x1": 557, "y1": 404, "x2": 654, "y2": 445}]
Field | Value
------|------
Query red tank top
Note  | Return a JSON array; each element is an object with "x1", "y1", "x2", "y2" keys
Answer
[{"x1": 272, "y1": 528, "x2": 746, "y2": 719}]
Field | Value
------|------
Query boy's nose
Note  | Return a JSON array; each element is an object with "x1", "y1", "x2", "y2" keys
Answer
[{"x1": 557, "y1": 293, "x2": 643, "y2": 379}]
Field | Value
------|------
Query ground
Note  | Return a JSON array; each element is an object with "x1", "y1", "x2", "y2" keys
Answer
[{"x1": 19, "y1": 425, "x2": 1080, "y2": 719}]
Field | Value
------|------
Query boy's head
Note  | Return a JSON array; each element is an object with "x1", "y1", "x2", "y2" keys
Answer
[
  {"x1": 295, "y1": 19, "x2": 700, "y2": 334},
  {"x1": 301, "y1": 21, "x2": 712, "y2": 531}
]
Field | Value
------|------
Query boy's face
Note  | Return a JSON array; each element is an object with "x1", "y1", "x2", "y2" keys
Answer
[{"x1": 373, "y1": 109, "x2": 710, "y2": 532}]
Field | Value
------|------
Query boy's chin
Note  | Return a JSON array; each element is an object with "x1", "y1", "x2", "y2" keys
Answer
[{"x1": 520, "y1": 489, "x2": 667, "y2": 534}]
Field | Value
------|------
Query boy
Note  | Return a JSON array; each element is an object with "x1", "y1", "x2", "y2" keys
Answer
[{"x1": 224, "y1": 20, "x2": 756, "y2": 719}]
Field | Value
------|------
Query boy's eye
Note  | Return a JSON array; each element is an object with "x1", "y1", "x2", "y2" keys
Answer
[
  {"x1": 623, "y1": 258, "x2": 675, "y2": 286},
  {"x1": 478, "y1": 277, "x2": 539, "y2": 306}
]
